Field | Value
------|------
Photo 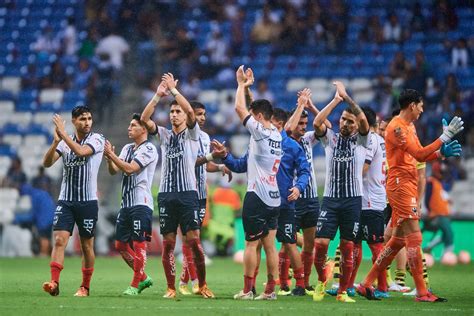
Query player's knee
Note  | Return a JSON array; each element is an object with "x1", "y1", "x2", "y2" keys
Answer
[
  {"x1": 115, "y1": 240, "x2": 126, "y2": 251},
  {"x1": 314, "y1": 238, "x2": 329, "y2": 247},
  {"x1": 53, "y1": 234, "x2": 68, "y2": 248}
]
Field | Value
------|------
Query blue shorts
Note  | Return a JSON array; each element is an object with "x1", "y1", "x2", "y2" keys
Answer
[
  {"x1": 276, "y1": 207, "x2": 297, "y2": 244},
  {"x1": 295, "y1": 198, "x2": 320, "y2": 231},
  {"x1": 158, "y1": 191, "x2": 200, "y2": 235},
  {"x1": 357, "y1": 209, "x2": 385, "y2": 244},
  {"x1": 317, "y1": 197, "x2": 361, "y2": 241},
  {"x1": 115, "y1": 205, "x2": 153, "y2": 242},
  {"x1": 198, "y1": 198, "x2": 207, "y2": 227},
  {"x1": 53, "y1": 200, "x2": 99, "y2": 238},
  {"x1": 242, "y1": 192, "x2": 279, "y2": 242}
]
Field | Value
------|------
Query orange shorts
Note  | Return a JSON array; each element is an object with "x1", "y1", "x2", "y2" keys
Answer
[{"x1": 387, "y1": 188, "x2": 420, "y2": 227}]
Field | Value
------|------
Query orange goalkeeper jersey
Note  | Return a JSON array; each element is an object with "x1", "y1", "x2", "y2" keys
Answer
[{"x1": 385, "y1": 116, "x2": 441, "y2": 193}]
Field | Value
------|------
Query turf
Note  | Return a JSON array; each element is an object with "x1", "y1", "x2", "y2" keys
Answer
[{"x1": 1, "y1": 257, "x2": 473, "y2": 315}]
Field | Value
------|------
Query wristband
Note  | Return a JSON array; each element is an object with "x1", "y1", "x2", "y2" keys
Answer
[
  {"x1": 205, "y1": 153, "x2": 214, "y2": 162},
  {"x1": 152, "y1": 94, "x2": 161, "y2": 103},
  {"x1": 170, "y1": 88, "x2": 180, "y2": 97},
  {"x1": 218, "y1": 164, "x2": 225, "y2": 172}
]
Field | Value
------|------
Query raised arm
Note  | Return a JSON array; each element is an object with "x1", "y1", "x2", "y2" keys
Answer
[
  {"x1": 235, "y1": 65, "x2": 251, "y2": 122},
  {"x1": 104, "y1": 141, "x2": 141, "y2": 175},
  {"x1": 162, "y1": 73, "x2": 196, "y2": 127},
  {"x1": 53, "y1": 115, "x2": 94, "y2": 157},
  {"x1": 140, "y1": 80, "x2": 169, "y2": 134},
  {"x1": 43, "y1": 128, "x2": 61, "y2": 168},
  {"x1": 105, "y1": 143, "x2": 119, "y2": 175},
  {"x1": 285, "y1": 89, "x2": 307, "y2": 133},
  {"x1": 313, "y1": 86, "x2": 343, "y2": 136},
  {"x1": 244, "y1": 68, "x2": 255, "y2": 108},
  {"x1": 334, "y1": 81, "x2": 369, "y2": 135}
]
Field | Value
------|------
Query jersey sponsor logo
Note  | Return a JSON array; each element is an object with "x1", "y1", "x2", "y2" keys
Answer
[
  {"x1": 166, "y1": 147, "x2": 184, "y2": 159},
  {"x1": 269, "y1": 191, "x2": 280, "y2": 199},
  {"x1": 64, "y1": 155, "x2": 87, "y2": 167}
]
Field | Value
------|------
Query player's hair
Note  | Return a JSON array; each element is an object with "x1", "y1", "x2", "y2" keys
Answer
[
  {"x1": 132, "y1": 113, "x2": 146, "y2": 127},
  {"x1": 272, "y1": 108, "x2": 289, "y2": 124},
  {"x1": 362, "y1": 106, "x2": 377, "y2": 127},
  {"x1": 392, "y1": 108, "x2": 401, "y2": 118},
  {"x1": 290, "y1": 107, "x2": 308, "y2": 118},
  {"x1": 398, "y1": 89, "x2": 423, "y2": 109},
  {"x1": 343, "y1": 106, "x2": 358, "y2": 116},
  {"x1": 169, "y1": 100, "x2": 179, "y2": 107},
  {"x1": 71, "y1": 105, "x2": 92, "y2": 118},
  {"x1": 190, "y1": 101, "x2": 206, "y2": 110},
  {"x1": 249, "y1": 99, "x2": 273, "y2": 120}
]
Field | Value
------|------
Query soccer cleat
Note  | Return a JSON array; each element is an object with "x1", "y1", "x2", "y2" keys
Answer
[
  {"x1": 43, "y1": 281, "x2": 59, "y2": 296},
  {"x1": 178, "y1": 284, "x2": 192, "y2": 295},
  {"x1": 278, "y1": 285, "x2": 292, "y2": 296},
  {"x1": 74, "y1": 286, "x2": 89, "y2": 297},
  {"x1": 192, "y1": 281, "x2": 200, "y2": 294},
  {"x1": 325, "y1": 287, "x2": 338, "y2": 296},
  {"x1": 312, "y1": 281, "x2": 327, "y2": 302},
  {"x1": 199, "y1": 284, "x2": 215, "y2": 299},
  {"x1": 403, "y1": 288, "x2": 417, "y2": 296},
  {"x1": 305, "y1": 285, "x2": 315, "y2": 296},
  {"x1": 123, "y1": 286, "x2": 139, "y2": 295},
  {"x1": 415, "y1": 292, "x2": 447, "y2": 302},
  {"x1": 138, "y1": 276, "x2": 153, "y2": 294},
  {"x1": 251, "y1": 286, "x2": 257, "y2": 296},
  {"x1": 336, "y1": 291, "x2": 356, "y2": 303},
  {"x1": 254, "y1": 292, "x2": 277, "y2": 300},
  {"x1": 347, "y1": 287, "x2": 356, "y2": 297},
  {"x1": 291, "y1": 286, "x2": 306, "y2": 296},
  {"x1": 234, "y1": 290, "x2": 254, "y2": 300},
  {"x1": 374, "y1": 289, "x2": 390, "y2": 299},
  {"x1": 163, "y1": 288, "x2": 176, "y2": 298},
  {"x1": 388, "y1": 282, "x2": 411, "y2": 293},
  {"x1": 356, "y1": 284, "x2": 380, "y2": 301}
]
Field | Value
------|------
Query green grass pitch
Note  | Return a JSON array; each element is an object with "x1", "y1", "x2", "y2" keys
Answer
[{"x1": 1, "y1": 256, "x2": 473, "y2": 315}]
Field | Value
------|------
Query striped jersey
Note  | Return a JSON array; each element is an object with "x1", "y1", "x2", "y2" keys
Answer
[
  {"x1": 298, "y1": 131, "x2": 319, "y2": 199},
  {"x1": 56, "y1": 132, "x2": 104, "y2": 201},
  {"x1": 156, "y1": 123, "x2": 200, "y2": 193},
  {"x1": 195, "y1": 130, "x2": 210, "y2": 200},
  {"x1": 319, "y1": 128, "x2": 368, "y2": 198},
  {"x1": 118, "y1": 141, "x2": 158, "y2": 209},
  {"x1": 362, "y1": 132, "x2": 387, "y2": 211},
  {"x1": 244, "y1": 115, "x2": 282, "y2": 207}
]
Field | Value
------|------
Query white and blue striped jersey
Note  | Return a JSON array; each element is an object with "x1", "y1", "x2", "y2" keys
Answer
[
  {"x1": 56, "y1": 132, "x2": 105, "y2": 201},
  {"x1": 156, "y1": 123, "x2": 200, "y2": 193},
  {"x1": 244, "y1": 115, "x2": 282, "y2": 207},
  {"x1": 195, "y1": 130, "x2": 210, "y2": 200},
  {"x1": 298, "y1": 131, "x2": 319, "y2": 199},
  {"x1": 118, "y1": 141, "x2": 158, "y2": 209},
  {"x1": 319, "y1": 128, "x2": 368, "y2": 198},
  {"x1": 362, "y1": 132, "x2": 386, "y2": 211}
]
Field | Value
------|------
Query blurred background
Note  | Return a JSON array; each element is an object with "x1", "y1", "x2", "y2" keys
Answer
[{"x1": 0, "y1": 0, "x2": 472, "y2": 265}]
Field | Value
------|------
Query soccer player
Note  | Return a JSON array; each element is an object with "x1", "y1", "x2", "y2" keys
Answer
[
  {"x1": 178, "y1": 101, "x2": 232, "y2": 296},
  {"x1": 285, "y1": 88, "x2": 332, "y2": 295},
  {"x1": 140, "y1": 73, "x2": 215, "y2": 299},
  {"x1": 214, "y1": 106, "x2": 311, "y2": 297},
  {"x1": 312, "y1": 81, "x2": 370, "y2": 303},
  {"x1": 104, "y1": 113, "x2": 158, "y2": 295},
  {"x1": 232, "y1": 65, "x2": 283, "y2": 300},
  {"x1": 357, "y1": 89, "x2": 463, "y2": 302},
  {"x1": 42, "y1": 106, "x2": 105, "y2": 297}
]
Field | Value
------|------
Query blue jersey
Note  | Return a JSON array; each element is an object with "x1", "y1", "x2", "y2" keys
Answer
[{"x1": 223, "y1": 130, "x2": 310, "y2": 209}]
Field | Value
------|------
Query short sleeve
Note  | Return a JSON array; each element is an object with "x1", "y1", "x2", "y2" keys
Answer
[
  {"x1": 55, "y1": 140, "x2": 66, "y2": 156},
  {"x1": 156, "y1": 126, "x2": 171, "y2": 145},
  {"x1": 303, "y1": 131, "x2": 319, "y2": 147},
  {"x1": 134, "y1": 143, "x2": 158, "y2": 169},
  {"x1": 85, "y1": 133, "x2": 105, "y2": 154},
  {"x1": 365, "y1": 133, "x2": 377, "y2": 164},
  {"x1": 187, "y1": 121, "x2": 200, "y2": 141},
  {"x1": 200, "y1": 132, "x2": 211, "y2": 155},
  {"x1": 244, "y1": 115, "x2": 270, "y2": 141},
  {"x1": 318, "y1": 128, "x2": 336, "y2": 148}
]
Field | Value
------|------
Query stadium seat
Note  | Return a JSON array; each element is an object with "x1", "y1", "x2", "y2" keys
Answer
[
  {"x1": 16, "y1": 195, "x2": 32, "y2": 214},
  {"x1": 307, "y1": 78, "x2": 329, "y2": 91},
  {"x1": 0, "y1": 76, "x2": 21, "y2": 95},
  {"x1": 349, "y1": 78, "x2": 372, "y2": 92},
  {"x1": 198, "y1": 90, "x2": 219, "y2": 104},
  {"x1": 9, "y1": 112, "x2": 32, "y2": 127},
  {"x1": 3, "y1": 134, "x2": 23, "y2": 147},
  {"x1": 0, "y1": 100, "x2": 15, "y2": 113},
  {"x1": 286, "y1": 78, "x2": 307, "y2": 92},
  {"x1": 39, "y1": 88, "x2": 64, "y2": 104},
  {"x1": 229, "y1": 134, "x2": 249, "y2": 157},
  {"x1": 0, "y1": 155, "x2": 12, "y2": 179}
]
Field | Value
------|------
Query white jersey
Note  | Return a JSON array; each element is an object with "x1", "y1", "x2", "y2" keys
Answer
[
  {"x1": 319, "y1": 128, "x2": 368, "y2": 198},
  {"x1": 298, "y1": 131, "x2": 319, "y2": 199},
  {"x1": 362, "y1": 132, "x2": 387, "y2": 211},
  {"x1": 56, "y1": 132, "x2": 104, "y2": 201},
  {"x1": 244, "y1": 115, "x2": 282, "y2": 207},
  {"x1": 156, "y1": 122, "x2": 200, "y2": 193},
  {"x1": 118, "y1": 141, "x2": 158, "y2": 209},
  {"x1": 195, "y1": 130, "x2": 210, "y2": 200}
]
